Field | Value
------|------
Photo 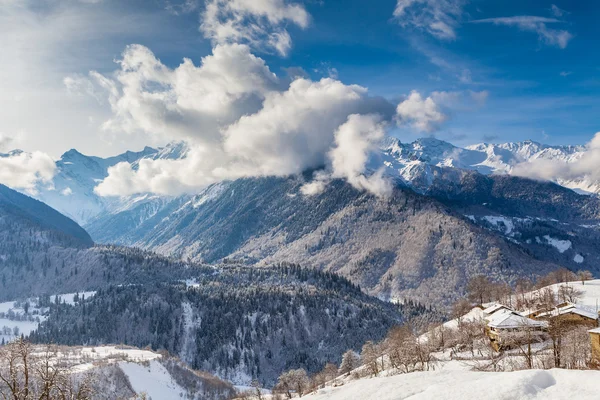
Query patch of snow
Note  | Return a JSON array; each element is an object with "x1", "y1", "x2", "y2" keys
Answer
[
  {"x1": 119, "y1": 360, "x2": 186, "y2": 400},
  {"x1": 180, "y1": 302, "x2": 201, "y2": 362},
  {"x1": 543, "y1": 235, "x2": 572, "y2": 253},
  {"x1": 574, "y1": 254, "x2": 584, "y2": 264}
]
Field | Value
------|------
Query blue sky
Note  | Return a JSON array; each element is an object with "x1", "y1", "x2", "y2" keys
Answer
[
  {"x1": 0, "y1": 0, "x2": 599, "y2": 159},
  {"x1": 280, "y1": 0, "x2": 600, "y2": 147}
]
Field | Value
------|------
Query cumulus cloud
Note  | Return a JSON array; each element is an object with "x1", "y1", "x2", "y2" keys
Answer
[
  {"x1": 396, "y1": 91, "x2": 447, "y2": 132},
  {"x1": 327, "y1": 114, "x2": 392, "y2": 196},
  {"x1": 393, "y1": 0, "x2": 467, "y2": 40},
  {"x1": 90, "y1": 44, "x2": 395, "y2": 197},
  {"x1": 0, "y1": 151, "x2": 56, "y2": 193},
  {"x1": 200, "y1": 0, "x2": 310, "y2": 56},
  {"x1": 472, "y1": 16, "x2": 573, "y2": 49},
  {"x1": 395, "y1": 90, "x2": 488, "y2": 133},
  {"x1": 301, "y1": 114, "x2": 392, "y2": 197},
  {"x1": 512, "y1": 132, "x2": 600, "y2": 183},
  {"x1": 92, "y1": 43, "x2": 279, "y2": 143}
]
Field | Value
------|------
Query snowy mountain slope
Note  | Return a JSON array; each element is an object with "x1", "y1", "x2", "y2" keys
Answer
[
  {"x1": 90, "y1": 176, "x2": 579, "y2": 305},
  {"x1": 0, "y1": 183, "x2": 92, "y2": 245},
  {"x1": 308, "y1": 367, "x2": 600, "y2": 400},
  {"x1": 30, "y1": 146, "x2": 158, "y2": 225},
  {"x1": 0, "y1": 186, "x2": 212, "y2": 301},
  {"x1": 4, "y1": 138, "x2": 599, "y2": 306},
  {"x1": 378, "y1": 138, "x2": 594, "y2": 195}
]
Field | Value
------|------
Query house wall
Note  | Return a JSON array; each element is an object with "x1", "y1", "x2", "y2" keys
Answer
[
  {"x1": 559, "y1": 314, "x2": 597, "y2": 328},
  {"x1": 590, "y1": 332, "x2": 600, "y2": 363}
]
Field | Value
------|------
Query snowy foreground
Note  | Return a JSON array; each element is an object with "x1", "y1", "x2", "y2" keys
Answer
[{"x1": 309, "y1": 367, "x2": 600, "y2": 400}]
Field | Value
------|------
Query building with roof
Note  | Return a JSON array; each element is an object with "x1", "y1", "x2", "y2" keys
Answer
[
  {"x1": 535, "y1": 303, "x2": 599, "y2": 328},
  {"x1": 486, "y1": 309, "x2": 548, "y2": 351},
  {"x1": 483, "y1": 304, "x2": 513, "y2": 319}
]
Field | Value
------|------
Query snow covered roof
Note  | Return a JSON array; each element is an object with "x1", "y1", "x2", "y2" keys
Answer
[
  {"x1": 536, "y1": 303, "x2": 598, "y2": 321},
  {"x1": 483, "y1": 303, "x2": 512, "y2": 316},
  {"x1": 589, "y1": 328, "x2": 600, "y2": 334},
  {"x1": 488, "y1": 309, "x2": 548, "y2": 329}
]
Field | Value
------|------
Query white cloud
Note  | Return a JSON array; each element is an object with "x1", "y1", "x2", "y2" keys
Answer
[
  {"x1": 396, "y1": 91, "x2": 447, "y2": 132},
  {"x1": 512, "y1": 132, "x2": 600, "y2": 183},
  {"x1": 92, "y1": 43, "x2": 279, "y2": 144},
  {"x1": 393, "y1": 0, "x2": 467, "y2": 40},
  {"x1": 472, "y1": 16, "x2": 573, "y2": 49},
  {"x1": 91, "y1": 44, "x2": 395, "y2": 197},
  {"x1": 301, "y1": 114, "x2": 392, "y2": 197},
  {"x1": 395, "y1": 89, "x2": 488, "y2": 133},
  {"x1": 200, "y1": 0, "x2": 310, "y2": 56},
  {"x1": 0, "y1": 151, "x2": 56, "y2": 193},
  {"x1": 328, "y1": 114, "x2": 392, "y2": 196},
  {"x1": 550, "y1": 4, "x2": 567, "y2": 18}
]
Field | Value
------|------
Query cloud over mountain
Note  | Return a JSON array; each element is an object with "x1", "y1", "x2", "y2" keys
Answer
[
  {"x1": 88, "y1": 43, "x2": 396, "y2": 197},
  {"x1": 0, "y1": 150, "x2": 56, "y2": 193},
  {"x1": 512, "y1": 132, "x2": 600, "y2": 183}
]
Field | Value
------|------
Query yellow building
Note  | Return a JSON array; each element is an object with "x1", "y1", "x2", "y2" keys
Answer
[
  {"x1": 536, "y1": 303, "x2": 599, "y2": 329},
  {"x1": 589, "y1": 328, "x2": 600, "y2": 366}
]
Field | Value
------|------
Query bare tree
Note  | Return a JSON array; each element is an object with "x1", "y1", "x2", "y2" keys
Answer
[
  {"x1": 250, "y1": 379, "x2": 263, "y2": 400},
  {"x1": 557, "y1": 284, "x2": 582, "y2": 304},
  {"x1": 387, "y1": 326, "x2": 412, "y2": 369},
  {"x1": 515, "y1": 277, "x2": 533, "y2": 310},
  {"x1": 0, "y1": 339, "x2": 94, "y2": 400},
  {"x1": 360, "y1": 341, "x2": 380, "y2": 376},
  {"x1": 451, "y1": 299, "x2": 473, "y2": 329},
  {"x1": 472, "y1": 337, "x2": 505, "y2": 372},
  {"x1": 467, "y1": 275, "x2": 493, "y2": 305},
  {"x1": 562, "y1": 326, "x2": 592, "y2": 369},
  {"x1": 503, "y1": 321, "x2": 546, "y2": 370},
  {"x1": 578, "y1": 270, "x2": 594, "y2": 286},
  {"x1": 273, "y1": 369, "x2": 310, "y2": 399},
  {"x1": 548, "y1": 315, "x2": 565, "y2": 368},
  {"x1": 338, "y1": 350, "x2": 360, "y2": 375}
]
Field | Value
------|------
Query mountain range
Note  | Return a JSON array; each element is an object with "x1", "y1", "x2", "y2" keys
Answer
[
  {"x1": 8, "y1": 137, "x2": 595, "y2": 228},
  {"x1": 3, "y1": 137, "x2": 599, "y2": 305}
]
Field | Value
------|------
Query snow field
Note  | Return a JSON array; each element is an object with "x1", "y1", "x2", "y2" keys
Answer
[{"x1": 308, "y1": 368, "x2": 600, "y2": 400}]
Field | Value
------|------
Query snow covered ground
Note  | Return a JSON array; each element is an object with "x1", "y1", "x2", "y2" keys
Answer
[
  {"x1": 530, "y1": 279, "x2": 600, "y2": 310},
  {"x1": 120, "y1": 360, "x2": 187, "y2": 400},
  {"x1": 309, "y1": 367, "x2": 600, "y2": 400}
]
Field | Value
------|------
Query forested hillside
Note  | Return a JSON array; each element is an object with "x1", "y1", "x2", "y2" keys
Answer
[{"x1": 31, "y1": 264, "x2": 441, "y2": 385}]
